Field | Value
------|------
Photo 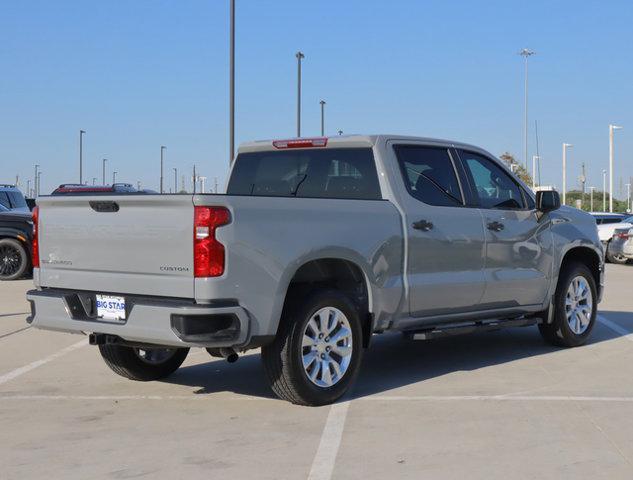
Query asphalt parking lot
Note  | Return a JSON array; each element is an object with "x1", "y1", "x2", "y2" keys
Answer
[{"x1": 2, "y1": 264, "x2": 633, "y2": 479}]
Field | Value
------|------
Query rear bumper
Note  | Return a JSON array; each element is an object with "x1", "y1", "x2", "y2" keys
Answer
[{"x1": 26, "y1": 288, "x2": 252, "y2": 349}]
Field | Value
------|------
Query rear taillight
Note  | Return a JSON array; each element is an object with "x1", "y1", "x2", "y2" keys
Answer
[
  {"x1": 193, "y1": 206, "x2": 230, "y2": 277},
  {"x1": 32, "y1": 206, "x2": 40, "y2": 268},
  {"x1": 615, "y1": 232, "x2": 630, "y2": 240}
]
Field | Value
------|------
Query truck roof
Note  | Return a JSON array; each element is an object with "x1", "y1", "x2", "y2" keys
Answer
[{"x1": 237, "y1": 134, "x2": 488, "y2": 155}]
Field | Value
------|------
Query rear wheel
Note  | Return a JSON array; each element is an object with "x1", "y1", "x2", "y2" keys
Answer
[
  {"x1": 538, "y1": 262, "x2": 597, "y2": 347},
  {"x1": 261, "y1": 289, "x2": 364, "y2": 406},
  {"x1": 606, "y1": 247, "x2": 629, "y2": 264},
  {"x1": 0, "y1": 238, "x2": 29, "y2": 281},
  {"x1": 98, "y1": 344, "x2": 189, "y2": 381}
]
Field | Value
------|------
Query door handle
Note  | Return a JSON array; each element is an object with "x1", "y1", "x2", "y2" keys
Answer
[
  {"x1": 487, "y1": 221, "x2": 504, "y2": 232},
  {"x1": 412, "y1": 220, "x2": 434, "y2": 231}
]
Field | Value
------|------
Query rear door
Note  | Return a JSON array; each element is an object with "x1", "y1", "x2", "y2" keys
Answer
[
  {"x1": 391, "y1": 143, "x2": 486, "y2": 318},
  {"x1": 37, "y1": 195, "x2": 196, "y2": 298},
  {"x1": 456, "y1": 149, "x2": 553, "y2": 308}
]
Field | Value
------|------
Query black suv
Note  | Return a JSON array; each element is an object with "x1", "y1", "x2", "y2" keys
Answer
[
  {"x1": 0, "y1": 185, "x2": 30, "y2": 213},
  {"x1": 0, "y1": 203, "x2": 33, "y2": 280}
]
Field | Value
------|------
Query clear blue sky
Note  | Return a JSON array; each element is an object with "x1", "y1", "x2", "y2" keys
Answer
[{"x1": 1, "y1": 0, "x2": 632, "y2": 197}]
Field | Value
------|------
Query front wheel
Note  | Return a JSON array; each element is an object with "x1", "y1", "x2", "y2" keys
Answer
[
  {"x1": 538, "y1": 262, "x2": 597, "y2": 347},
  {"x1": 261, "y1": 289, "x2": 364, "y2": 406},
  {"x1": 99, "y1": 344, "x2": 189, "y2": 381}
]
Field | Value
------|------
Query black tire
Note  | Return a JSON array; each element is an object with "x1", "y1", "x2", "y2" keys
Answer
[
  {"x1": 606, "y1": 246, "x2": 629, "y2": 265},
  {"x1": 538, "y1": 262, "x2": 597, "y2": 348},
  {"x1": 261, "y1": 289, "x2": 364, "y2": 406},
  {"x1": 0, "y1": 238, "x2": 29, "y2": 281},
  {"x1": 98, "y1": 344, "x2": 189, "y2": 381}
]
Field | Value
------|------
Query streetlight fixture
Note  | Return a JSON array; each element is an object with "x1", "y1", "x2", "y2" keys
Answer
[
  {"x1": 562, "y1": 143, "x2": 573, "y2": 205},
  {"x1": 79, "y1": 130, "x2": 86, "y2": 184},
  {"x1": 519, "y1": 48, "x2": 535, "y2": 169},
  {"x1": 338, "y1": 130, "x2": 343, "y2": 136},
  {"x1": 602, "y1": 169, "x2": 607, "y2": 212},
  {"x1": 173, "y1": 168, "x2": 178, "y2": 193},
  {"x1": 319, "y1": 100, "x2": 326, "y2": 136},
  {"x1": 102, "y1": 158, "x2": 107, "y2": 185},
  {"x1": 229, "y1": 0, "x2": 235, "y2": 164},
  {"x1": 532, "y1": 155, "x2": 539, "y2": 189},
  {"x1": 589, "y1": 186, "x2": 596, "y2": 212},
  {"x1": 34, "y1": 164, "x2": 40, "y2": 197},
  {"x1": 160, "y1": 146, "x2": 166, "y2": 194},
  {"x1": 296, "y1": 51, "x2": 305, "y2": 137},
  {"x1": 609, "y1": 124, "x2": 623, "y2": 212}
]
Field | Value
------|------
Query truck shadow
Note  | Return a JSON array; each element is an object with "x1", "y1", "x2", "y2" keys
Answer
[{"x1": 165, "y1": 310, "x2": 632, "y2": 401}]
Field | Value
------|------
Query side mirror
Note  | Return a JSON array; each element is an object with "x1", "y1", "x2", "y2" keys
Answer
[{"x1": 536, "y1": 190, "x2": 561, "y2": 212}]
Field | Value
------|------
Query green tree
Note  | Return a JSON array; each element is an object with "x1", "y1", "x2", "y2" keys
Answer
[
  {"x1": 499, "y1": 152, "x2": 533, "y2": 186},
  {"x1": 564, "y1": 189, "x2": 630, "y2": 213}
]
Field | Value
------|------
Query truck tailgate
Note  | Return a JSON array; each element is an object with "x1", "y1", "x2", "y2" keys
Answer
[{"x1": 36, "y1": 195, "x2": 195, "y2": 298}]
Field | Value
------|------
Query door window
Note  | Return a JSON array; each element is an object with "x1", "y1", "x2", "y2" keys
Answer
[
  {"x1": 394, "y1": 146, "x2": 463, "y2": 206},
  {"x1": 0, "y1": 192, "x2": 10, "y2": 209},
  {"x1": 459, "y1": 151, "x2": 525, "y2": 210}
]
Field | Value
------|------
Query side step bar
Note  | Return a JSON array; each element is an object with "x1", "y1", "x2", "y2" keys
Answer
[{"x1": 403, "y1": 317, "x2": 540, "y2": 341}]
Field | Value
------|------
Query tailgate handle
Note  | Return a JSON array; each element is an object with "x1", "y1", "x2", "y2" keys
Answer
[{"x1": 89, "y1": 201, "x2": 119, "y2": 213}]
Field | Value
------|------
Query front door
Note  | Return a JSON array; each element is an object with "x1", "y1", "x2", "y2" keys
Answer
[
  {"x1": 456, "y1": 149, "x2": 554, "y2": 308},
  {"x1": 392, "y1": 144, "x2": 486, "y2": 318}
]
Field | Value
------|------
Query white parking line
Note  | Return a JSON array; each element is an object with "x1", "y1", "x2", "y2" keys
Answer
[
  {"x1": 0, "y1": 338, "x2": 88, "y2": 386},
  {"x1": 307, "y1": 400, "x2": 351, "y2": 480},
  {"x1": 597, "y1": 314, "x2": 633, "y2": 341}
]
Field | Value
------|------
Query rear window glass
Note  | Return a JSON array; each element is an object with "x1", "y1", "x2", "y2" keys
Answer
[
  {"x1": 227, "y1": 148, "x2": 382, "y2": 200},
  {"x1": 0, "y1": 192, "x2": 9, "y2": 208}
]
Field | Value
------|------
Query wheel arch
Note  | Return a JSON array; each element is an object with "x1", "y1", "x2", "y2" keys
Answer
[
  {"x1": 558, "y1": 245, "x2": 603, "y2": 299},
  {"x1": 275, "y1": 257, "x2": 374, "y2": 348}
]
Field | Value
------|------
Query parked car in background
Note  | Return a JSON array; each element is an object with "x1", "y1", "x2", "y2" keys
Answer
[
  {"x1": 0, "y1": 185, "x2": 30, "y2": 213},
  {"x1": 590, "y1": 213, "x2": 627, "y2": 225},
  {"x1": 607, "y1": 227, "x2": 633, "y2": 264},
  {"x1": 0, "y1": 205, "x2": 33, "y2": 280},
  {"x1": 596, "y1": 215, "x2": 633, "y2": 263},
  {"x1": 27, "y1": 135, "x2": 604, "y2": 406},
  {"x1": 51, "y1": 183, "x2": 142, "y2": 195}
]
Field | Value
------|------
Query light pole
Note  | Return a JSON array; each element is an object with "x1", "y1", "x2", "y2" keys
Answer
[
  {"x1": 112, "y1": 171, "x2": 117, "y2": 184},
  {"x1": 519, "y1": 49, "x2": 535, "y2": 170},
  {"x1": 338, "y1": 130, "x2": 343, "y2": 136},
  {"x1": 609, "y1": 124, "x2": 623, "y2": 212},
  {"x1": 602, "y1": 169, "x2": 607, "y2": 211},
  {"x1": 296, "y1": 51, "x2": 305, "y2": 137},
  {"x1": 79, "y1": 130, "x2": 86, "y2": 184},
  {"x1": 92, "y1": 177, "x2": 96, "y2": 185},
  {"x1": 229, "y1": 0, "x2": 235, "y2": 164},
  {"x1": 27, "y1": 180, "x2": 31, "y2": 198},
  {"x1": 589, "y1": 186, "x2": 596, "y2": 212},
  {"x1": 160, "y1": 146, "x2": 166, "y2": 194},
  {"x1": 532, "y1": 155, "x2": 539, "y2": 189},
  {"x1": 102, "y1": 158, "x2": 107, "y2": 185},
  {"x1": 199, "y1": 176, "x2": 207, "y2": 193},
  {"x1": 37, "y1": 171, "x2": 42, "y2": 196},
  {"x1": 319, "y1": 100, "x2": 326, "y2": 136},
  {"x1": 173, "y1": 168, "x2": 178, "y2": 193},
  {"x1": 34, "y1": 164, "x2": 39, "y2": 197},
  {"x1": 562, "y1": 143, "x2": 573, "y2": 205},
  {"x1": 626, "y1": 183, "x2": 631, "y2": 212}
]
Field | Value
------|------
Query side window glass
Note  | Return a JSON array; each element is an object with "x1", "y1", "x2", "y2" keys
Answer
[
  {"x1": 459, "y1": 151, "x2": 525, "y2": 210},
  {"x1": 394, "y1": 146, "x2": 463, "y2": 207},
  {"x1": 524, "y1": 189, "x2": 535, "y2": 210},
  {"x1": 0, "y1": 192, "x2": 10, "y2": 209}
]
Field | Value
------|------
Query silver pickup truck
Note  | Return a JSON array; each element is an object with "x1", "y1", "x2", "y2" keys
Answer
[{"x1": 27, "y1": 135, "x2": 604, "y2": 406}]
